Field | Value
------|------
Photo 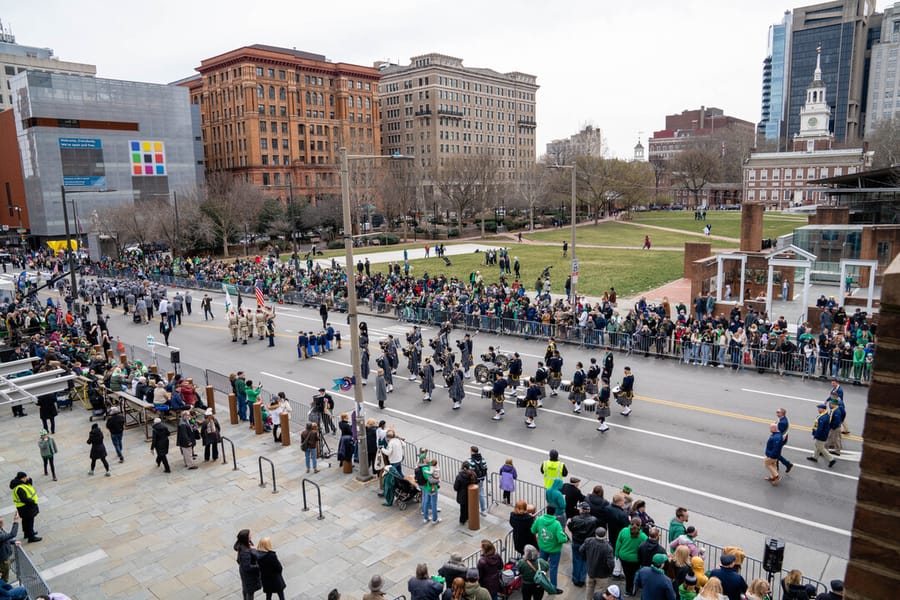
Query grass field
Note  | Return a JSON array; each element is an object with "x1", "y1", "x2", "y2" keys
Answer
[
  {"x1": 631, "y1": 210, "x2": 806, "y2": 240},
  {"x1": 525, "y1": 221, "x2": 739, "y2": 249},
  {"x1": 365, "y1": 245, "x2": 684, "y2": 298}
]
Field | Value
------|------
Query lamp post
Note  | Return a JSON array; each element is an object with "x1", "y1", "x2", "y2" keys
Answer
[
  {"x1": 549, "y1": 164, "x2": 577, "y2": 303},
  {"x1": 60, "y1": 185, "x2": 116, "y2": 297},
  {"x1": 340, "y1": 148, "x2": 412, "y2": 482}
]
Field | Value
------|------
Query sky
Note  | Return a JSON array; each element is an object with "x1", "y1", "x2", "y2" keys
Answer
[{"x1": 1, "y1": 0, "x2": 888, "y2": 159}]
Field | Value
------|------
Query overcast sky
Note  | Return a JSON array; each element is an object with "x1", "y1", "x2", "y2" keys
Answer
[{"x1": 2, "y1": 0, "x2": 887, "y2": 159}]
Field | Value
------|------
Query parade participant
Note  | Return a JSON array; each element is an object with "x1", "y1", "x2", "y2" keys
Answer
[
  {"x1": 237, "y1": 310, "x2": 250, "y2": 345},
  {"x1": 524, "y1": 377, "x2": 540, "y2": 429},
  {"x1": 602, "y1": 347, "x2": 614, "y2": 381},
  {"x1": 596, "y1": 380, "x2": 612, "y2": 433},
  {"x1": 616, "y1": 367, "x2": 635, "y2": 416},
  {"x1": 763, "y1": 423, "x2": 783, "y2": 485},
  {"x1": 540, "y1": 449, "x2": 568, "y2": 489},
  {"x1": 360, "y1": 345, "x2": 370, "y2": 386},
  {"x1": 570, "y1": 361, "x2": 587, "y2": 413},
  {"x1": 376, "y1": 343, "x2": 394, "y2": 393},
  {"x1": 586, "y1": 357, "x2": 601, "y2": 397},
  {"x1": 201, "y1": 294, "x2": 214, "y2": 320},
  {"x1": 255, "y1": 308, "x2": 267, "y2": 341},
  {"x1": 458, "y1": 334, "x2": 474, "y2": 379},
  {"x1": 449, "y1": 363, "x2": 465, "y2": 410},
  {"x1": 376, "y1": 369, "x2": 388, "y2": 409},
  {"x1": 491, "y1": 371, "x2": 508, "y2": 421},
  {"x1": 534, "y1": 362, "x2": 548, "y2": 407},
  {"x1": 266, "y1": 314, "x2": 275, "y2": 347},
  {"x1": 508, "y1": 352, "x2": 523, "y2": 389},
  {"x1": 826, "y1": 395, "x2": 846, "y2": 455},
  {"x1": 547, "y1": 351, "x2": 563, "y2": 397},
  {"x1": 421, "y1": 357, "x2": 435, "y2": 401},
  {"x1": 228, "y1": 310, "x2": 239, "y2": 342},
  {"x1": 405, "y1": 340, "x2": 420, "y2": 382},
  {"x1": 775, "y1": 408, "x2": 793, "y2": 473},
  {"x1": 297, "y1": 331, "x2": 308, "y2": 359},
  {"x1": 808, "y1": 404, "x2": 837, "y2": 468},
  {"x1": 544, "y1": 337, "x2": 557, "y2": 364}
]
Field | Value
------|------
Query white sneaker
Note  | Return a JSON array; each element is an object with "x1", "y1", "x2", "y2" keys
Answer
[
  {"x1": 499, "y1": 409, "x2": 505, "y2": 415},
  {"x1": 573, "y1": 403, "x2": 582, "y2": 413},
  {"x1": 550, "y1": 391, "x2": 558, "y2": 397},
  {"x1": 621, "y1": 407, "x2": 632, "y2": 416},
  {"x1": 452, "y1": 402, "x2": 461, "y2": 409},
  {"x1": 527, "y1": 421, "x2": 536, "y2": 429},
  {"x1": 492, "y1": 414, "x2": 502, "y2": 420},
  {"x1": 597, "y1": 423, "x2": 609, "y2": 432},
  {"x1": 409, "y1": 376, "x2": 416, "y2": 381},
  {"x1": 537, "y1": 401, "x2": 544, "y2": 407}
]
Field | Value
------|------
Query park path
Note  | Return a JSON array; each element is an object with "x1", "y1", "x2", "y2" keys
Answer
[{"x1": 616, "y1": 219, "x2": 741, "y2": 243}]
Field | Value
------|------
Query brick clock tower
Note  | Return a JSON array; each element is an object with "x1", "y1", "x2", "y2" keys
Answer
[{"x1": 793, "y1": 47, "x2": 834, "y2": 152}]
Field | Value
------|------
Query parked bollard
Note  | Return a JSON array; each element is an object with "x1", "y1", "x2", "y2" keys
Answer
[
  {"x1": 467, "y1": 484, "x2": 480, "y2": 531},
  {"x1": 280, "y1": 412, "x2": 290, "y2": 447},
  {"x1": 149, "y1": 365, "x2": 158, "y2": 375},
  {"x1": 205, "y1": 385, "x2": 216, "y2": 414},
  {"x1": 106, "y1": 349, "x2": 115, "y2": 361},
  {"x1": 167, "y1": 371, "x2": 175, "y2": 382},
  {"x1": 228, "y1": 393, "x2": 238, "y2": 425},
  {"x1": 119, "y1": 353, "x2": 128, "y2": 366},
  {"x1": 253, "y1": 403, "x2": 263, "y2": 435}
]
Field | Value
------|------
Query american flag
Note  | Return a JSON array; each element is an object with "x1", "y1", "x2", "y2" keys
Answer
[{"x1": 255, "y1": 284, "x2": 265, "y2": 307}]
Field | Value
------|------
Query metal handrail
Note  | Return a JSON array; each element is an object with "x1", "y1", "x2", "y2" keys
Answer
[
  {"x1": 13, "y1": 544, "x2": 51, "y2": 598},
  {"x1": 220, "y1": 435, "x2": 237, "y2": 470},
  {"x1": 258, "y1": 455, "x2": 278, "y2": 494},
  {"x1": 302, "y1": 478, "x2": 325, "y2": 519}
]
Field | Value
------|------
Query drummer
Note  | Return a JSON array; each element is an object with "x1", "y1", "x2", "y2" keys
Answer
[
  {"x1": 508, "y1": 352, "x2": 523, "y2": 390},
  {"x1": 570, "y1": 361, "x2": 586, "y2": 413},
  {"x1": 547, "y1": 350, "x2": 564, "y2": 397},
  {"x1": 534, "y1": 361, "x2": 548, "y2": 407},
  {"x1": 617, "y1": 366, "x2": 635, "y2": 416},
  {"x1": 491, "y1": 371, "x2": 508, "y2": 421},
  {"x1": 596, "y1": 380, "x2": 612, "y2": 432},
  {"x1": 524, "y1": 377, "x2": 540, "y2": 429},
  {"x1": 586, "y1": 357, "x2": 601, "y2": 397}
]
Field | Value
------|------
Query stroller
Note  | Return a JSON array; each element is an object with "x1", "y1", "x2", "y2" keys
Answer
[{"x1": 381, "y1": 466, "x2": 422, "y2": 510}]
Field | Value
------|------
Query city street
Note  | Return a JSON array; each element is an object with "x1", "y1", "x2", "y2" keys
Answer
[{"x1": 109, "y1": 290, "x2": 862, "y2": 562}]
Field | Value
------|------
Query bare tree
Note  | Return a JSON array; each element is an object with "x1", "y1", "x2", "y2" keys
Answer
[
  {"x1": 866, "y1": 115, "x2": 900, "y2": 168},
  {"x1": 670, "y1": 147, "x2": 721, "y2": 208},
  {"x1": 433, "y1": 156, "x2": 495, "y2": 233},
  {"x1": 575, "y1": 155, "x2": 619, "y2": 223},
  {"x1": 515, "y1": 162, "x2": 553, "y2": 231},
  {"x1": 201, "y1": 172, "x2": 265, "y2": 257},
  {"x1": 380, "y1": 161, "x2": 420, "y2": 242}
]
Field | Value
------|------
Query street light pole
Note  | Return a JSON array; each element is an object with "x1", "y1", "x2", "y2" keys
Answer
[
  {"x1": 548, "y1": 165, "x2": 578, "y2": 304},
  {"x1": 173, "y1": 191, "x2": 180, "y2": 258},
  {"x1": 59, "y1": 185, "x2": 78, "y2": 298}
]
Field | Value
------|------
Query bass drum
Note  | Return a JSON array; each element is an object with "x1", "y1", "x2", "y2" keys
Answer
[
  {"x1": 474, "y1": 364, "x2": 491, "y2": 384},
  {"x1": 495, "y1": 354, "x2": 510, "y2": 370}
]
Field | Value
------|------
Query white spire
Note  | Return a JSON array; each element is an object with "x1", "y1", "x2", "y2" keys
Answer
[{"x1": 814, "y1": 46, "x2": 822, "y2": 83}]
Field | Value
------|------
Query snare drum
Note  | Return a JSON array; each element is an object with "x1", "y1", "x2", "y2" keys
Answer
[
  {"x1": 481, "y1": 386, "x2": 493, "y2": 399},
  {"x1": 582, "y1": 397, "x2": 597, "y2": 412},
  {"x1": 516, "y1": 394, "x2": 527, "y2": 408},
  {"x1": 559, "y1": 379, "x2": 573, "y2": 392}
]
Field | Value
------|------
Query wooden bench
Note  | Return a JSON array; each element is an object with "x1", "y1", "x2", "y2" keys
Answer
[{"x1": 114, "y1": 390, "x2": 179, "y2": 441}]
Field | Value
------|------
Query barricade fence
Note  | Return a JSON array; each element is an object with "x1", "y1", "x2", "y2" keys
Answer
[
  {"x1": 92, "y1": 268, "x2": 871, "y2": 386},
  {"x1": 13, "y1": 545, "x2": 51, "y2": 598}
]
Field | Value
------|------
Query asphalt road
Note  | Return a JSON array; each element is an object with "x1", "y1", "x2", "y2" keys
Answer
[{"x1": 107, "y1": 293, "x2": 862, "y2": 560}]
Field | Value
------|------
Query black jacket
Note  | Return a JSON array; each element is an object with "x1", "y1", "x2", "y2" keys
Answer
[
  {"x1": 453, "y1": 470, "x2": 475, "y2": 504},
  {"x1": 176, "y1": 420, "x2": 195, "y2": 448},
  {"x1": 604, "y1": 504, "x2": 630, "y2": 544},
  {"x1": 106, "y1": 413, "x2": 126, "y2": 435},
  {"x1": 87, "y1": 427, "x2": 107, "y2": 460},
  {"x1": 151, "y1": 422, "x2": 170, "y2": 454},
  {"x1": 637, "y1": 539, "x2": 666, "y2": 567},
  {"x1": 37, "y1": 393, "x2": 58, "y2": 419},
  {"x1": 561, "y1": 483, "x2": 585, "y2": 519},
  {"x1": 0, "y1": 522, "x2": 19, "y2": 562},
  {"x1": 509, "y1": 511, "x2": 537, "y2": 555},
  {"x1": 257, "y1": 550, "x2": 286, "y2": 594},
  {"x1": 587, "y1": 493, "x2": 609, "y2": 526},
  {"x1": 567, "y1": 513, "x2": 599, "y2": 544},
  {"x1": 582, "y1": 537, "x2": 615, "y2": 578}
]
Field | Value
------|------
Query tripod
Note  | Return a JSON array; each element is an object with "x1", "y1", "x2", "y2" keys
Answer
[{"x1": 307, "y1": 411, "x2": 332, "y2": 458}]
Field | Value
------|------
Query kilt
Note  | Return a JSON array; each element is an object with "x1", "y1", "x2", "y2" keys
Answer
[
  {"x1": 559, "y1": 379, "x2": 573, "y2": 392},
  {"x1": 614, "y1": 391, "x2": 633, "y2": 407},
  {"x1": 597, "y1": 402, "x2": 611, "y2": 418},
  {"x1": 492, "y1": 395, "x2": 505, "y2": 411},
  {"x1": 548, "y1": 374, "x2": 562, "y2": 388},
  {"x1": 586, "y1": 381, "x2": 599, "y2": 395},
  {"x1": 537, "y1": 384, "x2": 546, "y2": 399},
  {"x1": 568, "y1": 385, "x2": 585, "y2": 401},
  {"x1": 525, "y1": 406, "x2": 538, "y2": 418}
]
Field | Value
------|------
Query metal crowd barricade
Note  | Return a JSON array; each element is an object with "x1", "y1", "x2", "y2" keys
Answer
[
  {"x1": 461, "y1": 537, "x2": 503, "y2": 569},
  {"x1": 488, "y1": 471, "x2": 547, "y2": 514},
  {"x1": 400, "y1": 439, "x2": 419, "y2": 471},
  {"x1": 205, "y1": 369, "x2": 234, "y2": 395},
  {"x1": 12, "y1": 545, "x2": 51, "y2": 598}
]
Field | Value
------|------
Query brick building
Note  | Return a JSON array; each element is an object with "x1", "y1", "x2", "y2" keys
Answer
[
  {"x1": 182, "y1": 44, "x2": 381, "y2": 205},
  {"x1": 648, "y1": 106, "x2": 755, "y2": 162}
]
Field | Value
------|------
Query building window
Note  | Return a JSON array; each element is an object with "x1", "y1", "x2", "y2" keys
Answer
[
  {"x1": 260, "y1": 139, "x2": 268, "y2": 150},
  {"x1": 259, "y1": 122, "x2": 267, "y2": 133},
  {"x1": 278, "y1": 70, "x2": 286, "y2": 80},
  {"x1": 267, "y1": 68, "x2": 275, "y2": 78},
  {"x1": 257, "y1": 85, "x2": 264, "y2": 99},
  {"x1": 262, "y1": 173, "x2": 270, "y2": 185},
  {"x1": 261, "y1": 155, "x2": 269, "y2": 165},
  {"x1": 256, "y1": 67, "x2": 264, "y2": 77}
]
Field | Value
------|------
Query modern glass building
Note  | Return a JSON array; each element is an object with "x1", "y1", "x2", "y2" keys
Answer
[
  {"x1": 9, "y1": 71, "x2": 202, "y2": 239},
  {"x1": 759, "y1": 11, "x2": 792, "y2": 144}
]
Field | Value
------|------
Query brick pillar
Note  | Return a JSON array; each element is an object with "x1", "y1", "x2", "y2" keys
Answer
[
  {"x1": 684, "y1": 242, "x2": 712, "y2": 301},
  {"x1": 845, "y1": 255, "x2": 900, "y2": 599},
  {"x1": 740, "y1": 202, "x2": 764, "y2": 252}
]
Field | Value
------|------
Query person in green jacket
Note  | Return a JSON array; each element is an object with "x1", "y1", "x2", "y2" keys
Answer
[
  {"x1": 245, "y1": 379, "x2": 262, "y2": 428},
  {"x1": 615, "y1": 518, "x2": 648, "y2": 596},
  {"x1": 852, "y1": 344, "x2": 866, "y2": 382},
  {"x1": 668, "y1": 507, "x2": 689, "y2": 543},
  {"x1": 515, "y1": 544, "x2": 551, "y2": 600},
  {"x1": 531, "y1": 505, "x2": 568, "y2": 590},
  {"x1": 545, "y1": 478, "x2": 566, "y2": 528},
  {"x1": 234, "y1": 372, "x2": 248, "y2": 422},
  {"x1": 38, "y1": 429, "x2": 58, "y2": 481}
]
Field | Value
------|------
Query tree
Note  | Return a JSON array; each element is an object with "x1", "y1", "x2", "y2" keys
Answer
[
  {"x1": 433, "y1": 155, "x2": 496, "y2": 233},
  {"x1": 201, "y1": 172, "x2": 265, "y2": 257},
  {"x1": 380, "y1": 161, "x2": 420, "y2": 242},
  {"x1": 514, "y1": 162, "x2": 553, "y2": 231},
  {"x1": 866, "y1": 116, "x2": 900, "y2": 169},
  {"x1": 574, "y1": 156, "x2": 620, "y2": 222},
  {"x1": 649, "y1": 156, "x2": 668, "y2": 204},
  {"x1": 670, "y1": 147, "x2": 721, "y2": 208}
]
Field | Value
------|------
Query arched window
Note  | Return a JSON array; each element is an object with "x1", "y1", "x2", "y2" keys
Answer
[
  {"x1": 305, "y1": 91, "x2": 311, "y2": 104},
  {"x1": 269, "y1": 86, "x2": 275, "y2": 100},
  {"x1": 257, "y1": 85, "x2": 264, "y2": 99}
]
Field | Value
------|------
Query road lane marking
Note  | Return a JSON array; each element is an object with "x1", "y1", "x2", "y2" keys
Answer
[
  {"x1": 261, "y1": 370, "x2": 855, "y2": 536},
  {"x1": 741, "y1": 388, "x2": 823, "y2": 404}
]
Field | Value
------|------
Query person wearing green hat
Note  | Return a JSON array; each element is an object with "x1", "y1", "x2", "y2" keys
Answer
[
  {"x1": 634, "y1": 553, "x2": 675, "y2": 599},
  {"x1": 37, "y1": 430, "x2": 58, "y2": 481}
]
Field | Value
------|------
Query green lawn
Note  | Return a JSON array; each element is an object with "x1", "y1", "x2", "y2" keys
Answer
[
  {"x1": 367, "y1": 245, "x2": 684, "y2": 298},
  {"x1": 631, "y1": 210, "x2": 806, "y2": 240},
  {"x1": 526, "y1": 221, "x2": 739, "y2": 249}
]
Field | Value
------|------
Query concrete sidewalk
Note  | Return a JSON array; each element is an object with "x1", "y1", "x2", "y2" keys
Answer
[{"x1": 0, "y1": 394, "x2": 846, "y2": 599}]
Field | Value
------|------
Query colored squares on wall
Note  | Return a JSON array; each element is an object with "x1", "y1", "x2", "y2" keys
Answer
[{"x1": 129, "y1": 140, "x2": 166, "y2": 176}]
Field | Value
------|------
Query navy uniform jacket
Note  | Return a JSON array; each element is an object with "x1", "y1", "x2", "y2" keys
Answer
[
  {"x1": 813, "y1": 412, "x2": 831, "y2": 441},
  {"x1": 620, "y1": 374, "x2": 634, "y2": 393}
]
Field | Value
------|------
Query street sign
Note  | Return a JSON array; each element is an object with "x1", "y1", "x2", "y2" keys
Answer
[
  {"x1": 16, "y1": 228, "x2": 26, "y2": 234},
  {"x1": 571, "y1": 258, "x2": 579, "y2": 285}
]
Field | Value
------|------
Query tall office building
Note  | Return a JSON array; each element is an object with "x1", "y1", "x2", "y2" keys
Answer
[
  {"x1": 545, "y1": 125, "x2": 603, "y2": 164},
  {"x1": 785, "y1": 0, "x2": 876, "y2": 144},
  {"x1": 865, "y1": 2, "x2": 900, "y2": 130},
  {"x1": 184, "y1": 45, "x2": 381, "y2": 205},
  {"x1": 758, "y1": 11, "x2": 793, "y2": 144},
  {"x1": 0, "y1": 21, "x2": 96, "y2": 110},
  {"x1": 376, "y1": 53, "x2": 538, "y2": 190}
]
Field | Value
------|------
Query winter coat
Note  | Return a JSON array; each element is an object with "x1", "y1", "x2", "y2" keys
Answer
[
  {"x1": 587, "y1": 492, "x2": 609, "y2": 525},
  {"x1": 257, "y1": 550, "x2": 286, "y2": 594},
  {"x1": 499, "y1": 464, "x2": 517, "y2": 492},
  {"x1": 407, "y1": 576, "x2": 443, "y2": 600},
  {"x1": 531, "y1": 513, "x2": 568, "y2": 554},
  {"x1": 615, "y1": 527, "x2": 648, "y2": 563},
  {"x1": 37, "y1": 393, "x2": 58, "y2": 420},
  {"x1": 106, "y1": 413, "x2": 126, "y2": 435},
  {"x1": 235, "y1": 546, "x2": 261, "y2": 594},
  {"x1": 477, "y1": 552, "x2": 504, "y2": 597},
  {"x1": 151, "y1": 422, "x2": 170, "y2": 455},
  {"x1": 582, "y1": 536, "x2": 615, "y2": 579},
  {"x1": 87, "y1": 427, "x2": 107, "y2": 460},
  {"x1": 509, "y1": 511, "x2": 537, "y2": 555},
  {"x1": 176, "y1": 420, "x2": 195, "y2": 448},
  {"x1": 545, "y1": 478, "x2": 566, "y2": 516}
]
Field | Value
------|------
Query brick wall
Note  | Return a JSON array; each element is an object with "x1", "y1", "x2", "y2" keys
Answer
[{"x1": 845, "y1": 254, "x2": 900, "y2": 598}]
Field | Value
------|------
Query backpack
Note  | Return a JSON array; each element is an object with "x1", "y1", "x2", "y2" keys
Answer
[
  {"x1": 470, "y1": 458, "x2": 487, "y2": 480},
  {"x1": 414, "y1": 465, "x2": 428, "y2": 486}
]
